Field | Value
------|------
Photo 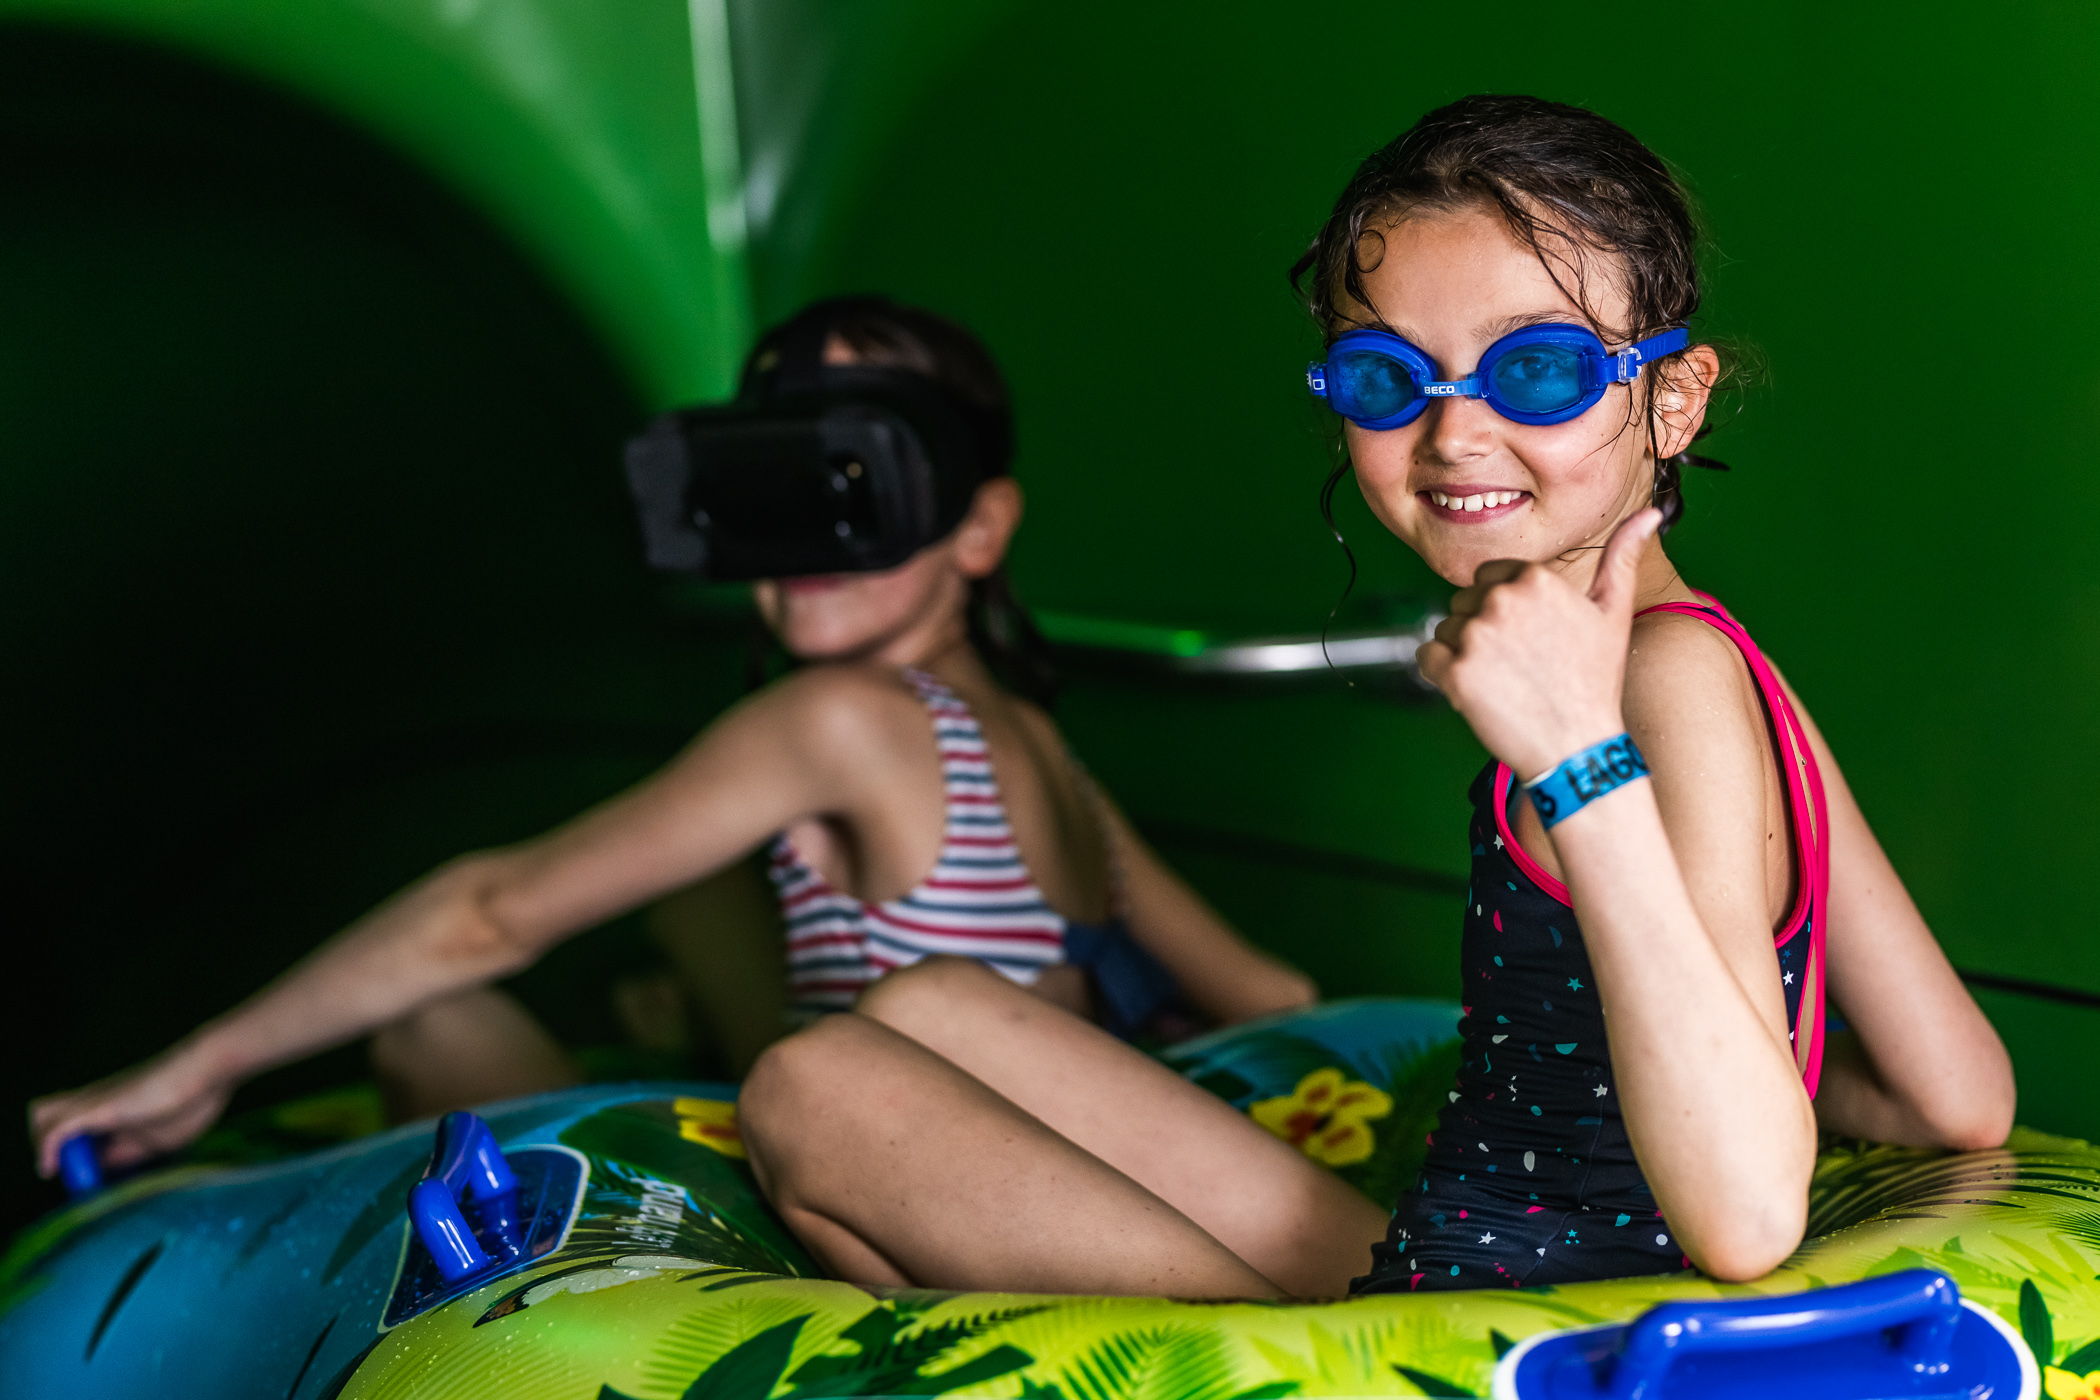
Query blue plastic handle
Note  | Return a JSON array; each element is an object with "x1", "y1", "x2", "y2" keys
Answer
[
  {"x1": 1605, "y1": 1270, "x2": 1960, "y2": 1399},
  {"x1": 406, "y1": 1111, "x2": 522, "y2": 1283},
  {"x1": 57, "y1": 1135, "x2": 103, "y2": 1199}
]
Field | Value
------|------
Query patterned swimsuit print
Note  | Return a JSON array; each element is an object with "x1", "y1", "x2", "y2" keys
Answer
[{"x1": 1353, "y1": 598, "x2": 1829, "y2": 1294}]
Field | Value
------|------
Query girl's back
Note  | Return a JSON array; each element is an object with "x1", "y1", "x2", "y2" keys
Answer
[
  {"x1": 774, "y1": 668, "x2": 1112, "y2": 925},
  {"x1": 768, "y1": 662, "x2": 1121, "y2": 1019}
]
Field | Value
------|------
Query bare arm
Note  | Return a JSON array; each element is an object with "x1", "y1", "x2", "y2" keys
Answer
[
  {"x1": 29, "y1": 668, "x2": 903, "y2": 1174},
  {"x1": 1772, "y1": 674, "x2": 2014, "y2": 1148},
  {"x1": 1417, "y1": 513, "x2": 1816, "y2": 1280},
  {"x1": 1091, "y1": 790, "x2": 1317, "y2": 1024},
  {"x1": 1544, "y1": 614, "x2": 1818, "y2": 1280}
]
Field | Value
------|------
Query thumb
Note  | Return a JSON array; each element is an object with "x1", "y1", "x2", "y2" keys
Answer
[{"x1": 1589, "y1": 507, "x2": 1662, "y2": 612}]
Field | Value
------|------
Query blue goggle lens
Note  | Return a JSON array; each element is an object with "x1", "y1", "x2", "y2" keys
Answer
[
  {"x1": 1487, "y1": 343, "x2": 1586, "y2": 415},
  {"x1": 1332, "y1": 350, "x2": 1418, "y2": 422}
]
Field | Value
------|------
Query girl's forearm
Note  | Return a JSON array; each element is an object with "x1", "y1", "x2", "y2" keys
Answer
[
  {"x1": 182, "y1": 854, "x2": 534, "y2": 1086},
  {"x1": 1548, "y1": 784, "x2": 1818, "y2": 1278},
  {"x1": 1811, "y1": 1035, "x2": 1936, "y2": 1145},
  {"x1": 1186, "y1": 953, "x2": 1317, "y2": 1025},
  {"x1": 1814, "y1": 1028, "x2": 2013, "y2": 1150}
]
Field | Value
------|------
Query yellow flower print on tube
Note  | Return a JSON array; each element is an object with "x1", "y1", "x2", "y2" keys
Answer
[
  {"x1": 672, "y1": 1097, "x2": 746, "y2": 1159},
  {"x1": 2047, "y1": 1367, "x2": 2100, "y2": 1400},
  {"x1": 1249, "y1": 1068, "x2": 1393, "y2": 1167}
]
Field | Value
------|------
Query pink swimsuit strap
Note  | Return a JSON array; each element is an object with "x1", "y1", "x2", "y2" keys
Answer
[
  {"x1": 1633, "y1": 597, "x2": 1829, "y2": 1095},
  {"x1": 1490, "y1": 594, "x2": 1829, "y2": 1095}
]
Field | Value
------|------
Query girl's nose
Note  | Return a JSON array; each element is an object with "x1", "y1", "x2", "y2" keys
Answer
[{"x1": 1419, "y1": 393, "x2": 1499, "y2": 464}]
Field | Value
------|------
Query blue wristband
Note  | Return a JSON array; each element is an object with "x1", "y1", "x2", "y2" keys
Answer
[{"x1": 1522, "y1": 734, "x2": 1649, "y2": 828}]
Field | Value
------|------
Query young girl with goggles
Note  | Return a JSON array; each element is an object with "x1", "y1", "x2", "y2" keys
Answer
[{"x1": 732, "y1": 96, "x2": 2014, "y2": 1300}]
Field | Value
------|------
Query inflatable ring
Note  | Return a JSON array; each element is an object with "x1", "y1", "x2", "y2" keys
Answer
[{"x1": 3, "y1": 998, "x2": 2092, "y2": 1399}]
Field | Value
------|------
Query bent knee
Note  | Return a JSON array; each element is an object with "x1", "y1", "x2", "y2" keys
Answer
[
  {"x1": 855, "y1": 955, "x2": 1010, "y2": 1028},
  {"x1": 741, "y1": 1015, "x2": 892, "y2": 1151}
]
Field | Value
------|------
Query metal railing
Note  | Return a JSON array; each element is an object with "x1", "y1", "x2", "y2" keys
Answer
[
  {"x1": 1033, "y1": 608, "x2": 1445, "y2": 698},
  {"x1": 658, "y1": 581, "x2": 1447, "y2": 698}
]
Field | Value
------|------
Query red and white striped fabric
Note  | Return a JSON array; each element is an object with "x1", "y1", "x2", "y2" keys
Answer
[{"x1": 769, "y1": 670, "x2": 1071, "y2": 1018}]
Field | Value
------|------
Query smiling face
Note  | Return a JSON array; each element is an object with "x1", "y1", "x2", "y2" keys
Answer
[{"x1": 1339, "y1": 203, "x2": 1696, "y2": 588}]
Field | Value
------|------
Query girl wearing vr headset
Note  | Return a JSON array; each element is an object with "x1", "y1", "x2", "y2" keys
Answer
[
  {"x1": 733, "y1": 97, "x2": 2013, "y2": 1297},
  {"x1": 29, "y1": 296, "x2": 1315, "y2": 1182}
]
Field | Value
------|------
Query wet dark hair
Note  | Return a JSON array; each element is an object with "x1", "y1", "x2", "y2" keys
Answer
[
  {"x1": 740, "y1": 294, "x2": 1060, "y2": 706},
  {"x1": 1289, "y1": 94, "x2": 1730, "y2": 556}
]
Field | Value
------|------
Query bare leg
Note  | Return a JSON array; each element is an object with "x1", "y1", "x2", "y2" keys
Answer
[
  {"x1": 854, "y1": 958, "x2": 1387, "y2": 1298},
  {"x1": 370, "y1": 988, "x2": 582, "y2": 1122},
  {"x1": 740, "y1": 1013, "x2": 1280, "y2": 1297}
]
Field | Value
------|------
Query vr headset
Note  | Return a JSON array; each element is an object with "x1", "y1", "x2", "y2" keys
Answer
[{"x1": 624, "y1": 318, "x2": 1011, "y2": 581}]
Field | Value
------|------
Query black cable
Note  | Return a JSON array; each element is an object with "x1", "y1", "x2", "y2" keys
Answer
[{"x1": 1950, "y1": 969, "x2": 2100, "y2": 1012}]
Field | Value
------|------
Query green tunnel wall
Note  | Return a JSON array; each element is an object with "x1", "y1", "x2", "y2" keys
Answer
[{"x1": 5, "y1": 2, "x2": 2099, "y2": 1227}]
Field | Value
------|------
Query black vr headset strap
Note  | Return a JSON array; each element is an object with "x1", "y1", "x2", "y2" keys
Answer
[
  {"x1": 742, "y1": 308, "x2": 833, "y2": 403},
  {"x1": 741, "y1": 305, "x2": 1012, "y2": 474}
]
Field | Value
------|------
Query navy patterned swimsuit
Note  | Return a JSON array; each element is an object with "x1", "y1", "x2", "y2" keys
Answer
[{"x1": 1353, "y1": 598, "x2": 1830, "y2": 1294}]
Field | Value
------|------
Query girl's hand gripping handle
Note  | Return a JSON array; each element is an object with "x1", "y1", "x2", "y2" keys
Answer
[
  {"x1": 1416, "y1": 508, "x2": 1661, "y2": 780},
  {"x1": 28, "y1": 1048, "x2": 232, "y2": 1181}
]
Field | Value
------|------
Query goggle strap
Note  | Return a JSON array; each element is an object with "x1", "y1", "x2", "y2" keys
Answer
[{"x1": 1612, "y1": 327, "x2": 1692, "y2": 383}]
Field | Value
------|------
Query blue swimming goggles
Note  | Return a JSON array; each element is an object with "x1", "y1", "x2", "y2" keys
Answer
[{"x1": 1306, "y1": 323, "x2": 1690, "y2": 429}]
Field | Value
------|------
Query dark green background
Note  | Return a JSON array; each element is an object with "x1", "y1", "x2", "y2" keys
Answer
[{"x1": 6, "y1": 5, "x2": 2097, "y2": 1230}]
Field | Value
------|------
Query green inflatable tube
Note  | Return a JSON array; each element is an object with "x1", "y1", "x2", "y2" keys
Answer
[{"x1": 4, "y1": 998, "x2": 2097, "y2": 1398}]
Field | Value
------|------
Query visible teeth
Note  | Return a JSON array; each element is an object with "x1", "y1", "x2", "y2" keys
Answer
[{"x1": 1430, "y1": 489, "x2": 1525, "y2": 512}]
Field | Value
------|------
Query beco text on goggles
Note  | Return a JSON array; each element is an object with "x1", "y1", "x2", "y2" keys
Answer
[{"x1": 1306, "y1": 322, "x2": 1690, "y2": 430}]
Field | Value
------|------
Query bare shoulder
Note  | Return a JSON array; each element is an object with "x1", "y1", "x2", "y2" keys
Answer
[
  {"x1": 1626, "y1": 609, "x2": 1762, "y2": 715},
  {"x1": 1623, "y1": 609, "x2": 1768, "y2": 760},
  {"x1": 741, "y1": 664, "x2": 932, "y2": 765}
]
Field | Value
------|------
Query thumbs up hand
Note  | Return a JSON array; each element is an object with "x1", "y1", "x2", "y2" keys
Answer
[{"x1": 1415, "y1": 508, "x2": 1663, "y2": 780}]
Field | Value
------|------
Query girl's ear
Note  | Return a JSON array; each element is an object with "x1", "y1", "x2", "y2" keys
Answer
[
  {"x1": 952, "y1": 477, "x2": 1024, "y2": 579},
  {"x1": 1651, "y1": 343, "x2": 1721, "y2": 459}
]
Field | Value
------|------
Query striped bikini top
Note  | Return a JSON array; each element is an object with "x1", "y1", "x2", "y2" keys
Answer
[{"x1": 768, "y1": 669, "x2": 1100, "y2": 1018}]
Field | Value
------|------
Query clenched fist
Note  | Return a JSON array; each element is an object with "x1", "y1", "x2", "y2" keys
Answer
[{"x1": 1416, "y1": 508, "x2": 1662, "y2": 781}]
